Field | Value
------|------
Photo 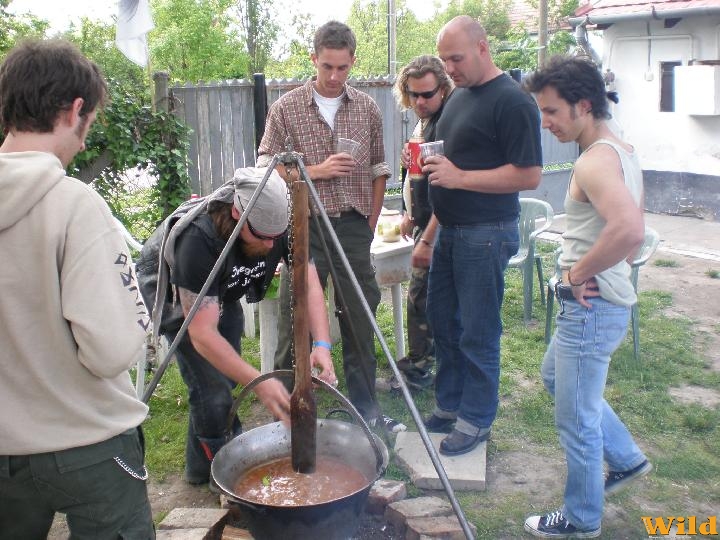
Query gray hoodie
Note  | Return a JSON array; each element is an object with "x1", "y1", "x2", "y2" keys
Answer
[{"x1": 0, "y1": 151, "x2": 149, "y2": 454}]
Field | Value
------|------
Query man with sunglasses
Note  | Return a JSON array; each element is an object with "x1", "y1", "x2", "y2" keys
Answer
[
  {"x1": 420, "y1": 16, "x2": 542, "y2": 456},
  {"x1": 378, "y1": 55, "x2": 453, "y2": 392},
  {"x1": 137, "y1": 168, "x2": 336, "y2": 489}
]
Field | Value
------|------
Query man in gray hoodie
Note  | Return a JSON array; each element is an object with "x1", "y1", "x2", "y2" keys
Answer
[{"x1": 0, "y1": 39, "x2": 155, "y2": 538}]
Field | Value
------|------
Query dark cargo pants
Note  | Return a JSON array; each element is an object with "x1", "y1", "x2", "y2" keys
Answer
[{"x1": 0, "y1": 427, "x2": 154, "y2": 540}]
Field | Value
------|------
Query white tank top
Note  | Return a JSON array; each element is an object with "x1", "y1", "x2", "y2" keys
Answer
[{"x1": 559, "y1": 138, "x2": 644, "y2": 307}]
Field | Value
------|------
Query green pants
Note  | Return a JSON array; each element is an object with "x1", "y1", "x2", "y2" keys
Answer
[
  {"x1": 0, "y1": 427, "x2": 154, "y2": 540},
  {"x1": 274, "y1": 210, "x2": 381, "y2": 420}
]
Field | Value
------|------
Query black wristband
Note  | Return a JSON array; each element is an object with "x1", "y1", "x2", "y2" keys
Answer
[{"x1": 568, "y1": 266, "x2": 587, "y2": 287}]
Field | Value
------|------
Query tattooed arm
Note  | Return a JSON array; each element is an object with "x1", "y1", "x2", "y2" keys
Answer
[{"x1": 178, "y1": 287, "x2": 290, "y2": 422}]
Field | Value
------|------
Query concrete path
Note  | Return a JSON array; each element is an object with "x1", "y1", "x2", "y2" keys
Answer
[{"x1": 544, "y1": 211, "x2": 720, "y2": 262}]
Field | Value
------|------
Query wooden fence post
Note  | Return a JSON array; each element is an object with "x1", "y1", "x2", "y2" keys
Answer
[{"x1": 153, "y1": 71, "x2": 170, "y2": 113}]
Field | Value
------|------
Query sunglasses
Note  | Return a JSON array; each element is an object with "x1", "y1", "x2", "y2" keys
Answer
[
  {"x1": 407, "y1": 85, "x2": 441, "y2": 100},
  {"x1": 247, "y1": 220, "x2": 286, "y2": 241}
]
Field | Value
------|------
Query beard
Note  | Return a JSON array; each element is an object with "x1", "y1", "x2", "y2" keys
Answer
[{"x1": 241, "y1": 241, "x2": 272, "y2": 258}]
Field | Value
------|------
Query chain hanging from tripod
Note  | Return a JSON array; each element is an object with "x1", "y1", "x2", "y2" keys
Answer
[{"x1": 281, "y1": 137, "x2": 299, "y2": 371}]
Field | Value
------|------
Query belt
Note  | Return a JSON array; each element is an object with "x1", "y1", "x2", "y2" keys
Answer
[
  {"x1": 326, "y1": 208, "x2": 360, "y2": 218},
  {"x1": 555, "y1": 281, "x2": 601, "y2": 301}
]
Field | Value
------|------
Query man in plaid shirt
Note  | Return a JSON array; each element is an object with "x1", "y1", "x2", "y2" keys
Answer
[{"x1": 257, "y1": 21, "x2": 405, "y2": 432}]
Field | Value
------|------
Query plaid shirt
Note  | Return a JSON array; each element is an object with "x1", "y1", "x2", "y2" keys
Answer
[{"x1": 257, "y1": 79, "x2": 391, "y2": 216}]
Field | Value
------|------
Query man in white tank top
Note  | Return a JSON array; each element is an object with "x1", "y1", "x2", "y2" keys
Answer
[{"x1": 521, "y1": 56, "x2": 651, "y2": 539}]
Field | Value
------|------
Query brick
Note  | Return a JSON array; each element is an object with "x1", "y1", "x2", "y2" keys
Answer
[
  {"x1": 384, "y1": 496, "x2": 453, "y2": 531},
  {"x1": 366, "y1": 478, "x2": 407, "y2": 514},
  {"x1": 221, "y1": 525, "x2": 254, "y2": 539},
  {"x1": 158, "y1": 507, "x2": 229, "y2": 530},
  {"x1": 405, "y1": 515, "x2": 477, "y2": 540}
]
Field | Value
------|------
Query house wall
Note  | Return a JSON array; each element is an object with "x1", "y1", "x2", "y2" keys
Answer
[{"x1": 602, "y1": 17, "x2": 720, "y2": 220}]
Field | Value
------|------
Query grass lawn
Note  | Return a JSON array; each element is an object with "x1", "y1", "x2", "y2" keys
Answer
[{"x1": 140, "y1": 240, "x2": 720, "y2": 539}]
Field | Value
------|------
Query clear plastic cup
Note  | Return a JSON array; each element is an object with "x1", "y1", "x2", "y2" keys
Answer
[
  {"x1": 336, "y1": 137, "x2": 361, "y2": 159},
  {"x1": 419, "y1": 140, "x2": 444, "y2": 160}
]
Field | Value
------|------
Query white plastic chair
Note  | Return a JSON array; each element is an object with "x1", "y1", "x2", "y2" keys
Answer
[
  {"x1": 508, "y1": 198, "x2": 554, "y2": 324},
  {"x1": 545, "y1": 227, "x2": 661, "y2": 363}
]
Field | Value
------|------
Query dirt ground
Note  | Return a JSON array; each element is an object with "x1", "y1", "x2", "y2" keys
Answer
[{"x1": 47, "y1": 250, "x2": 720, "y2": 538}]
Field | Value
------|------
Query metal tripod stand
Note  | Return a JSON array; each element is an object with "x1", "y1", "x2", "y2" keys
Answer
[{"x1": 140, "y1": 145, "x2": 475, "y2": 540}]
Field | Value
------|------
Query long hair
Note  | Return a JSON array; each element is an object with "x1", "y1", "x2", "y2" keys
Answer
[
  {"x1": 393, "y1": 55, "x2": 454, "y2": 110},
  {"x1": 207, "y1": 200, "x2": 237, "y2": 242}
]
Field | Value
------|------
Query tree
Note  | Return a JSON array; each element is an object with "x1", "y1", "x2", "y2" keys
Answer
[
  {"x1": 347, "y1": 0, "x2": 389, "y2": 75},
  {"x1": 0, "y1": 0, "x2": 49, "y2": 57},
  {"x1": 150, "y1": 0, "x2": 249, "y2": 82},
  {"x1": 62, "y1": 18, "x2": 148, "y2": 99},
  {"x1": 231, "y1": 0, "x2": 279, "y2": 74},
  {"x1": 443, "y1": 0, "x2": 513, "y2": 39}
]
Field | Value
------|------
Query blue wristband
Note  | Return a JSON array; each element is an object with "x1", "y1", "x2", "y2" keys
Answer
[{"x1": 313, "y1": 340, "x2": 332, "y2": 350}]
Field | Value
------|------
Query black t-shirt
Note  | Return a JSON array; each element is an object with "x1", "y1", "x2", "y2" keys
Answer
[
  {"x1": 431, "y1": 73, "x2": 542, "y2": 225},
  {"x1": 171, "y1": 214, "x2": 286, "y2": 307}
]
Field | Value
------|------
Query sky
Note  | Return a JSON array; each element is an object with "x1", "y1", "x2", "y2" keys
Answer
[{"x1": 7, "y1": 0, "x2": 444, "y2": 34}]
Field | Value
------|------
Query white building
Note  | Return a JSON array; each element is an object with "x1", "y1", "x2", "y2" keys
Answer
[{"x1": 571, "y1": 0, "x2": 720, "y2": 221}]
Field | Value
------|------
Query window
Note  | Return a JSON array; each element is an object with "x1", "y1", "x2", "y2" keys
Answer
[{"x1": 660, "y1": 61, "x2": 681, "y2": 112}]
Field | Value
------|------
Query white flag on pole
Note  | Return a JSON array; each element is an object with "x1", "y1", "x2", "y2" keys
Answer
[{"x1": 116, "y1": 0, "x2": 155, "y2": 67}]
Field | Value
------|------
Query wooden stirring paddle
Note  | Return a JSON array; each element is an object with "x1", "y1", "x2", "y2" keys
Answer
[{"x1": 289, "y1": 180, "x2": 317, "y2": 473}]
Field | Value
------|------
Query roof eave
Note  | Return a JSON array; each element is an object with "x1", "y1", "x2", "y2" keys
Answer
[{"x1": 569, "y1": 5, "x2": 720, "y2": 26}]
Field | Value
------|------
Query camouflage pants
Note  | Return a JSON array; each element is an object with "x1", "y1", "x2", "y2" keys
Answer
[{"x1": 403, "y1": 227, "x2": 434, "y2": 374}]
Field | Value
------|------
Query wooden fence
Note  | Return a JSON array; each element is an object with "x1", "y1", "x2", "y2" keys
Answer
[{"x1": 168, "y1": 75, "x2": 578, "y2": 198}]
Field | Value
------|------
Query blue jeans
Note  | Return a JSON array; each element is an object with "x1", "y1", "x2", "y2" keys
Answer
[
  {"x1": 542, "y1": 296, "x2": 647, "y2": 530},
  {"x1": 427, "y1": 221, "x2": 518, "y2": 434},
  {"x1": 167, "y1": 300, "x2": 243, "y2": 484}
]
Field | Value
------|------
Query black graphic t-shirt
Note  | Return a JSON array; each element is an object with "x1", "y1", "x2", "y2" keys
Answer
[{"x1": 171, "y1": 214, "x2": 286, "y2": 306}]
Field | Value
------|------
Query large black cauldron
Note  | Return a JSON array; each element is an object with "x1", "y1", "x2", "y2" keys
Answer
[{"x1": 211, "y1": 418, "x2": 388, "y2": 540}]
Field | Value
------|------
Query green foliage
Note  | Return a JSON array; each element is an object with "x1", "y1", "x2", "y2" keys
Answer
[
  {"x1": 265, "y1": 11, "x2": 315, "y2": 78},
  {"x1": 493, "y1": 25, "x2": 537, "y2": 71},
  {"x1": 151, "y1": 0, "x2": 250, "y2": 82},
  {"x1": 231, "y1": 0, "x2": 279, "y2": 74},
  {"x1": 70, "y1": 79, "x2": 191, "y2": 237},
  {"x1": 0, "y1": 3, "x2": 48, "y2": 57},
  {"x1": 444, "y1": 0, "x2": 513, "y2": 38},
  {"x1": 62, "y1": 18, "x2": 148, "y2": 99},
  {"x1": 705, "y1": 268, "x2": 720, "y2": 279},
  {"x1": 348, "y1": 0, "x2": 391, "y2": 76}
]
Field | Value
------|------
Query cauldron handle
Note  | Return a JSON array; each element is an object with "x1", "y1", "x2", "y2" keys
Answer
[{"x1": 223, "y1": 369, "x2": 386, "y2": 470}]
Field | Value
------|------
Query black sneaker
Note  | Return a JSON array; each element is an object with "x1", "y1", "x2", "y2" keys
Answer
[
  {"x1": 605, "y1": 460, "x2": 652, "y2": 495},
  {"x1": 524, "y1": 510, "x2": 600, "y2": 538},
  {"x1": 370, "y1": 414, "x2": 407, "y2": 434}
]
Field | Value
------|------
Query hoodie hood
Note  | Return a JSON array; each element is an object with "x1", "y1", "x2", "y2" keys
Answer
[{"x1": 0, "y1": 151, "x2": 66, "y2": 231}]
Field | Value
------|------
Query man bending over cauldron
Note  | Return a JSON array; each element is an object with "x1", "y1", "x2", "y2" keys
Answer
[{"x1": 137, "y1": 169, "x2": 337, "y2": 488}]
